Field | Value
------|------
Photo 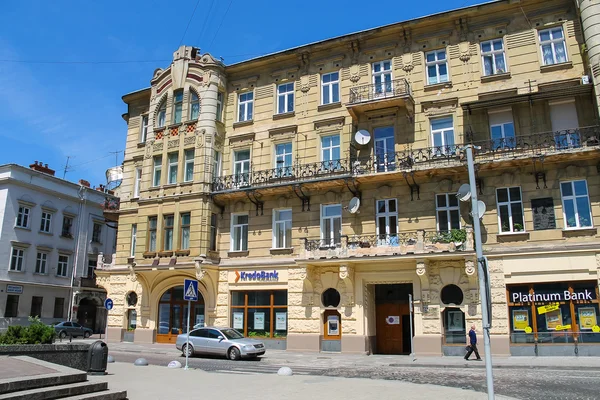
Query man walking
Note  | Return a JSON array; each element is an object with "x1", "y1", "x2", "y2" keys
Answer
[{"x1": 465, "y1": 324, "x2": 482, "y2": 361}]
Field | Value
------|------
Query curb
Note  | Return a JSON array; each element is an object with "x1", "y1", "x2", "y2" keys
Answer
[{"x1": 388, "y1": 363, "x2": 600, "y2": 371}]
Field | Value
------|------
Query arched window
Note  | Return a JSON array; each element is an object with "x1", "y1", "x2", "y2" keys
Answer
[
  {"x1": 322, "y1": 288, "x2": 341, "y2": 308},
  {"x1": 190, "y1": 91, "x2": 200, "y2": 120},
  {"x1": 173, "y1": 90, "x2": 183, "y2": 123},
  {"x1": 157, "y1": 100, "x2": 167, "y2": 128},
  {"x1": 441, "y1": 284, "x2": 464, "y2": 306}
]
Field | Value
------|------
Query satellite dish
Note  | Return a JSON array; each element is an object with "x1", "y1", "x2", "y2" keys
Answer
[
  {"x1": 456, "y1": 184, "x2": 471, "y2": 202},
  {"x1": 105, "y1": 166, "x2": 123, "y2": 190},
  {"x1": 354, "y1": 130, "x2": 371, "y2": 146},
  {"x1": 348, "y1": 197, "x2": 361, "y2": 214},
  {"x1": 477, "y1": 200, "x2": 486, "y2": 219}
]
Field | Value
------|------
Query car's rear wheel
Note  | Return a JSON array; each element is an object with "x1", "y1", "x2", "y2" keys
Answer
[
  {"x1": 84, "y1": 331, "x2": 91, "y2": 338},
  {"x1": 228, "y1": 347, "x2": 241, "y2": 361},
  {"x1": 59, "y1": 331, "x2": 67, "y2": 339},
  {"x1": 182, "y1": 343, "x2": 194, "y2": 357}
]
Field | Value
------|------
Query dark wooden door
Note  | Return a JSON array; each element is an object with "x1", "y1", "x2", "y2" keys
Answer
[{"x1": 376, "y1": 303, "x2": 409, "y2": 354}]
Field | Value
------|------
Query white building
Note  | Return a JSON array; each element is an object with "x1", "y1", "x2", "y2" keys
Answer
[{"x1": 0, "y1": 162, "x2": 118, "y2": 332}]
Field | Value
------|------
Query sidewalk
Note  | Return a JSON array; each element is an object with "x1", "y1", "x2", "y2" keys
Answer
[
  {"x1": 91, "y1": 362, "x2": 518, "y2": 400},
  {"x1": 98, "y1": 340, "x2": 600, "y2": 370}
]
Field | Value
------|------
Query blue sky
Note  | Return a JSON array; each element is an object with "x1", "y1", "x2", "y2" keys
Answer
[{"x1": 0, "y1": 0, "x2": 480, "y2": 187}]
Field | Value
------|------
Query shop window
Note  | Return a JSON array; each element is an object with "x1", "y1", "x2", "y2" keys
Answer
[
  {"x1": 531, "y1": 198, "x2": 556, "y2": 231},
  {"x1": 441, "y1": 284, "x2": 464, "y2": 306},
  {"x1": 128, "y1": 309, "x2": 137, "y2": 330},
  {"x1": 230, "y1": 290, "x2": 288, "y2": 339},
  {"x1": 322, "y1": 288, "x2": 341, "y2": 308},
  {"x1": 443, "y1": 308, "x2": 466, "y2": 344}
]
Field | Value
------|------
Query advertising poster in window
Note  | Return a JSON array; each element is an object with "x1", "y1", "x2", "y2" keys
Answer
[
  {"x1": 512, "y1": 310, "x2": 529, "y2": 331},
  {"x1": 447, "y1": 310, "x2": 464, "y2": 332},
  {"x1": 195, "y1": 314, "x2": 205, "y2": 328},
  {"x1": 254, "y1": 312, "x2": 265, "y2": 330},
  {"x1": 545, "y1": 309, "x2": 563, "y2": 330},
  {"x1": 233, "y1": 312, "x2": 244, "y2": 330},
  {"x1": 579, "y1": 308, "x2": 597, "y2": 330},
  {"x1": 276, "y1": 312, "x2": 287, "y2": 330},
  {"x1": 327, "y1": 315, "x2": 339, "y2": 336}
]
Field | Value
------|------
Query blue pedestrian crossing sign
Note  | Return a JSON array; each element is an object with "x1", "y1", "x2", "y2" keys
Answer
[{"x1": 184, "y1": 279, "x2": 199, "y2": 301}]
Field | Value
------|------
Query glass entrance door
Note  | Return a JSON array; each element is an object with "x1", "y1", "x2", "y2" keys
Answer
[{"x1": 156, "y1": 285, "x2": 205, "y2": 343}]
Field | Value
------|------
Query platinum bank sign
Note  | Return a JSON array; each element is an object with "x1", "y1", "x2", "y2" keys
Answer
[{"x1": 512, "y1": 290, "x2": 595, "y2": 303}]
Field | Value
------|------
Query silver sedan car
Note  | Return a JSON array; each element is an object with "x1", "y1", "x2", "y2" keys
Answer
[{"x1": 175, "y1": 327, "x2": 266, "y2": 361}]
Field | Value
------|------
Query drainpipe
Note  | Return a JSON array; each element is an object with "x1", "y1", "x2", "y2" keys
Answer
[
  {"x1": 576, "y1": 0, "x2": 600, "y2": 118},
  {"x1": 67, "y1": 186, "x2": 87, "y2": 321}
]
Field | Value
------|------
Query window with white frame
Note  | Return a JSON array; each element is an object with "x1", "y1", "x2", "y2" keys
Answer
[
  {"x1": 130, "y1": 224, "x2": 137, "y2": 257},
  {"x1": 234, "y1": 149, "x2": 251, "y2": 186},
  {"x1": 184, "y1": 149, "x2": 194, "y2": 182},
  {"x1": 16, "y1": 205, "x2": 30, "y2": 228},
  {"x1": 489, "y1": 109, "x2": 515, "y2": 149},
  {"x1": 496, "y1": 187, "x2": 525, "y2": 233},
  {"x1": 376, "y1": 199, "x2": 398, "y2": 245},
  {"x1": 57, "y1": 255, "x2": 69, "y2": 277},
  {"x1": 430, "y1": 117, "x2": 455, "y2": 155},
  {"x1": 10, "y1": 247, "x2": 24, "y2": 271},
  {"x1": 140, "y1": 115, "x2": 149, "y2": 142},
  {"x1": 213, "y1": 150, "x2": 222, "y2": 177},
  {"x1": 134, "y1": 168, "x2": 142, "y2": 197},
  {"x1": 157, "y1": 101, "x2": 167, "y2": 128},
  {"x1": 216, "y1": 92, "x2": 224, "y2": 122},
  {"x1": 153, "y1": 156, "x2": 162, "y2": 186},
  {"x1": 277, "y1": 83, "x2": 294, "y2": 114},
  {"x1": 426, "y1": 49, "x2": 449, "y2": 85},
  {"x1": 321, "y1": 204, "x2": 342, "y2": 247},
  {"x1": 372, "y1": 60, "x2": 393, "y2": 94},
  {"x1": 238, "y1": 92, "x2": 254, "y2": 122},
  {"x1": 163, "y1": 215, "x2": 174, "y2": 251},
  {"x1": 273, "y1": 209, "x2": 292, "y2": 249},
  {"x1": 173, "y1": 90, "x2": 183, "y2": 124},
  {"x1": 561, "y1": 180, "x2": 593, "y2": 229},
  {"x1": 231, "y1": 214, "x2": 249, "y2": 252},
  {"x1": 481, "y1": 39, "x2": 507, "y2": 76},
  {"x1": 190, "y1": 91, "x2": 200, "y2": 120},
  {"x1": 374, "y1": 126, "x2": 395, "y2": 172},
  {"x1": 148, "y1": 216, "x2": 157, "y2": 252},
  {"x1": 321, "y1": 134, "x2": 341, "y2": 170},
  {"x1": 92, "y1": 223, "x2": 102, "y2": 243},
  {"x1": 35, "y1": 252, "x2": 48, "y2": 274},
  {"x1": 321, "y1": 72, "x2": 340, "y2": 105},
  {"x1": 436, "y1": 194, "x2": 461, "y2": 232},
  {"x1": 167, "y1": 152, "x2": 178, "y2": 184},
  {"x1": 180, "y1": 213, "x2": 191, "y2": 250},
  {"x1": 275, "y1": 142, "x2": 292, "y2": 177},
  {"x1": 61, "y1": 216, "x2": 73, "y2": 237},
  {"x1": 40, "y1": 211, "x2": 52, "y2": 233},
  {"x1": 539, "y1": 27, "x2": 567, "y2": 66}
]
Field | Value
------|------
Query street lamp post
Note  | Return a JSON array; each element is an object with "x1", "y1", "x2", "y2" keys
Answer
[{"x1": 465, "y1": 145, "x2": 495, "y2": 400}]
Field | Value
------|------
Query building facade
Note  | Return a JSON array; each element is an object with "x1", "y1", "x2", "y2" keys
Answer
[
  {"x1": 0, "y1": 163, "x2": 117, "y2": 333},
  {"x1": 98, "y1": 0, "x2": 600, "y2": 356}
]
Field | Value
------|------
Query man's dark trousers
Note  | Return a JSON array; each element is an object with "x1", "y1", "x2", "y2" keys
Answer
[{"x1": 465, "y1": 344, "x2": 481, "y2": 360}]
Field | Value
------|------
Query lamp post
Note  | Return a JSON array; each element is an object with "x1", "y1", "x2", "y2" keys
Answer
[{"x1": 465, "y1": 144, "x2": 495, "y2": 400}]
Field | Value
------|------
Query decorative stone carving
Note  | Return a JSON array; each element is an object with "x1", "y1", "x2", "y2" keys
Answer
[
  {"x1": 458, "y1": 42, "x2": 472, "y2": 62},
  {"x1": 194, "y1": 257, "x2": 206, "y2": 281},
  {"x1": 168, "y1": 139, "x2": 179, "y2": 149},
  {"x1": 349, "y1": 65, "x2": 361, "y2": 83},
  {"x1": 184, "y1": 136, "x2": 195, "y2": 146},
  {"x1": 338, "y1": 264, "x2": 355, "y2": 305},
  {"x1": 127, "y1": 258, "x2": 137, "y2": 282},
  {"x1": 97, "y1": 253, "x2": 105, "y2": 270},
  {"x1": 416, "y1": 260, "x2": 427, "y2": 276},
  {"x1": 465, "y1": 259, "x2": 476, "y2": 276}
]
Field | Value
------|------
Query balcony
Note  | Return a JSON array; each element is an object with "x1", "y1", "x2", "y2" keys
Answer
[
  {"x1": 79, "y1": 276, "x2": 97, "y2": 288},
  {"x1": 347, "y1": 78, "x2": 414, "y2": 118},
  {"x1": 300, "y1": 229, "x2": 473, "y2": 260}
]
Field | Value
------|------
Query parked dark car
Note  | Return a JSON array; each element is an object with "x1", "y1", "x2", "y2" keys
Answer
[{"x1": 54, "y1": 321, "x2": 93, "y2": 338}]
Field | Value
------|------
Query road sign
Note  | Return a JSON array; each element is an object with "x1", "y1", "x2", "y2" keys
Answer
[
  {"x1": 184, "y1": 279, "x2": 199, "y2": 302},
  {"x1": 104, "y1": 298, "x2": 114, "y2": 310}
]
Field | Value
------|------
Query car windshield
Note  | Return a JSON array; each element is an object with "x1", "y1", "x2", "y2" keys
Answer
[{"x1": 220, "y1": 328, "x2": 244, "y2": 340}]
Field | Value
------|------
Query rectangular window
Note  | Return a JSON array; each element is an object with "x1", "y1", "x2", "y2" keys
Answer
[
  {"x1": 436, "y1": 194, "x2": 461, "y2": 232},
  {"x1": 130, "y1": 224, "x2": 137, "y2": 257},
  {"x1": 148, "y1": 216, "x2": 158, "y2": 252},
  {"x1": 561, "y1": 180, "x2": 593, "y2": 229},
  {"x1": 30, "y1": 296, "x2": 43, "y2": 318},
  {"x1": 216, "y1": 92, "x2": 223, "y2": 122},
  {"x1": 539, "y1": 27, "x2": 567, "y2": 66},
  {"x1": 173, "y1": 90, "x2": 183, "y2": 124},
  {"x1": 153, "y1": 156, "x2": 162, "y2": 187},
  {"x1": 497, "y1": 187, "x2": 525, "y2": 233},
  {"x1": 87, "y1": 258, "x2": 96, "y2": 278},
  {"x1": 231, "y1": 214, "x2": 249, "y2": 252},
  {"x1": 481, "y1": 39, "x2": 507, "y2": 76},
  {"x1": 489, "y1": 109, "x2": 515, "y2": 149},
  {"x1": 426, "y1": 49, "x2": 449, "y2": 85},
  {"x1": 57, "y1": 255, "x2": 69, "y2": 277},
  {"x1": 374, "y1": 126, "x2": 395, "y2": 172},
  {"x1": 10, "y1": 248, "x2": 24, "y2": 271},
  {"x1": 92, "y1": 223, "x2": 102, "y2": 243},
  {"x1": 140, "y1": 115, "x2": 149, "y2": 142},
  {"x1": 430, "y1": 117, "x2": 455, "y2": 155},
  {"x1": 321, "y1": 134, "x2": 341, "y2": 171},
  {"x1": 234, "y1": 149, "x2": 251, "y2": 187},
  {"x1": 376, "y1": 199, "x2": 398, "y2": 245},
  {"x1": 275, "y1": 142, "x2": 293, "y2": 177},
  {"x1": 35, "y1": 252, "x2": 48, "y2": 274},
  {"x1": 321, "y1": 204, "x2": 342, "y2": 247},
  {"x1": 180, "y1": 213, "x2": 191, "y2": 250},
  {"x1": 53, "y1": 298, "x2": 64, "y2": 319},
  {"x1": 321, "y1": 72, "x2": 340, "y2": 105},
  {"x1": 277, "y1": 83, "x2": 294, "y2": 114},
  {"x1": 164, "y1": 215, "x2": 174, "y2": 251},
  {"x1": 230, "y1": 290, "x2": 288, "y2": 338},
  {"x1": 184, "y1": 149, "x2": 194, "y2": 182},
  {"x1": 238, "y1": 92, "x2": 254, "y2": 122},
  {"x1": 16, "y1": 206, "x2": 30, "y2": 228},
  {"x1": 131, "y1": 167, "x2": 141, "y2": 198},
  {"x1": 61, "y1": 216, "x2": 73, "y2": 237},
  {"x1": 550, "y1": 100, "x2": 580, "y2": 148},
  {"x1": 40, "y1": 212, "x2": 52, "y2": 233},
  {"x1": 189, "y1": 91, "x2": 200, "y2": 120},
  {"x1": 372, "y1": 60, "x2": 393, "y2": 95},
  {"x1": 213, "y1": 150, "x2": 222, "y2": 177},
  {"x1": 273, "y1": 209, "x2": 292, "y2": 249},
  {"x1": 4, "y1": 295, "x2": 19, "y2": 318},
  {"x1": 210, "y1": 213, "x2": 218, "y2": 252},
  {"x1": 168, "y1": 152, "x2": 178, "y2": 184},
  {"x1": 531, "y1": 198, "x2": 556, "y2": 231}
]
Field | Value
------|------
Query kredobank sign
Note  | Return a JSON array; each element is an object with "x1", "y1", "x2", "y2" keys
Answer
[
  {"x1": 235, "y1": 270, "x2": 279, "y2": 283},
  {"x1": 512, "y1": 290, "x2": 595, "y2": 303}
]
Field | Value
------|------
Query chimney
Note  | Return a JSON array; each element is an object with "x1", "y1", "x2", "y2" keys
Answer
[
  {"x1": 78, "y1": 179, "x2": 91, "y2": 188},
  {"x1": 29, "y1": 161, "x2": 55, "y2": 176},
  {"x1": 96, "y1": 184, "x2": 105, "y2": 192}
]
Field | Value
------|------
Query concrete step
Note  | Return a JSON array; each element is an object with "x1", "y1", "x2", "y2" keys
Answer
[
  {"x1": 0, "y1": 372, "x2": 88, "y2": 395},
  {"x1": 63, "y1": 390, "x2": 128, "y2": 400},
  {"x1": 0, "y1": 381, "x2": 108, "y2": 400}
]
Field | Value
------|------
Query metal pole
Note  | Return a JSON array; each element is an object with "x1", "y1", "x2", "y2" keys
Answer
[
  {"x1": 465, "y1": 145, "x2": 495, "y2": 400},
  {"x1": 409, "y1": 293, "x2": 415, "y2": 361},
  {"x1": 185, "y1": 300, "x2": 191, "y2": 370}
]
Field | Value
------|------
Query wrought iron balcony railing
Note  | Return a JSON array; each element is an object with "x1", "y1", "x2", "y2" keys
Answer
[{"x1": 348, "y1": 78, "x2": 412, "y2": 105}]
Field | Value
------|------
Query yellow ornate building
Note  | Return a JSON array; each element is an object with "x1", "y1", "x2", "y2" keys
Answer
[{"x1": 98, "y1": 0, "x2": 600, "y2": 356}]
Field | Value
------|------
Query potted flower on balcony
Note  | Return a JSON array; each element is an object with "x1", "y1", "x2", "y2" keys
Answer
[{"x1": 513, "y1": 223, "x2": 524, "y2": 232}]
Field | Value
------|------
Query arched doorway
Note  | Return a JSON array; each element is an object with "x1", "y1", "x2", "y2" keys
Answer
[
  {"x1": 156, "y1": 285, "x2": 205, "y2": 343},
  {"x1": 77, "y1": 298, "x2": 100, "y2": 332}
]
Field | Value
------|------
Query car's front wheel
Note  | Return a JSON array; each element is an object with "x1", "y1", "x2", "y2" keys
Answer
[
  {"x1": 84, "y1": 331, "x2": 91, "y2": 338},
  {"x1": 59, "y1": 331, "x2": 67, "y2": 339},
  {"x1": 228, "y1": 347, "x2": 241, "y2": 361},
  {"x1": 182, "y1": 343, "x2": 194, "y2": 357}
]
